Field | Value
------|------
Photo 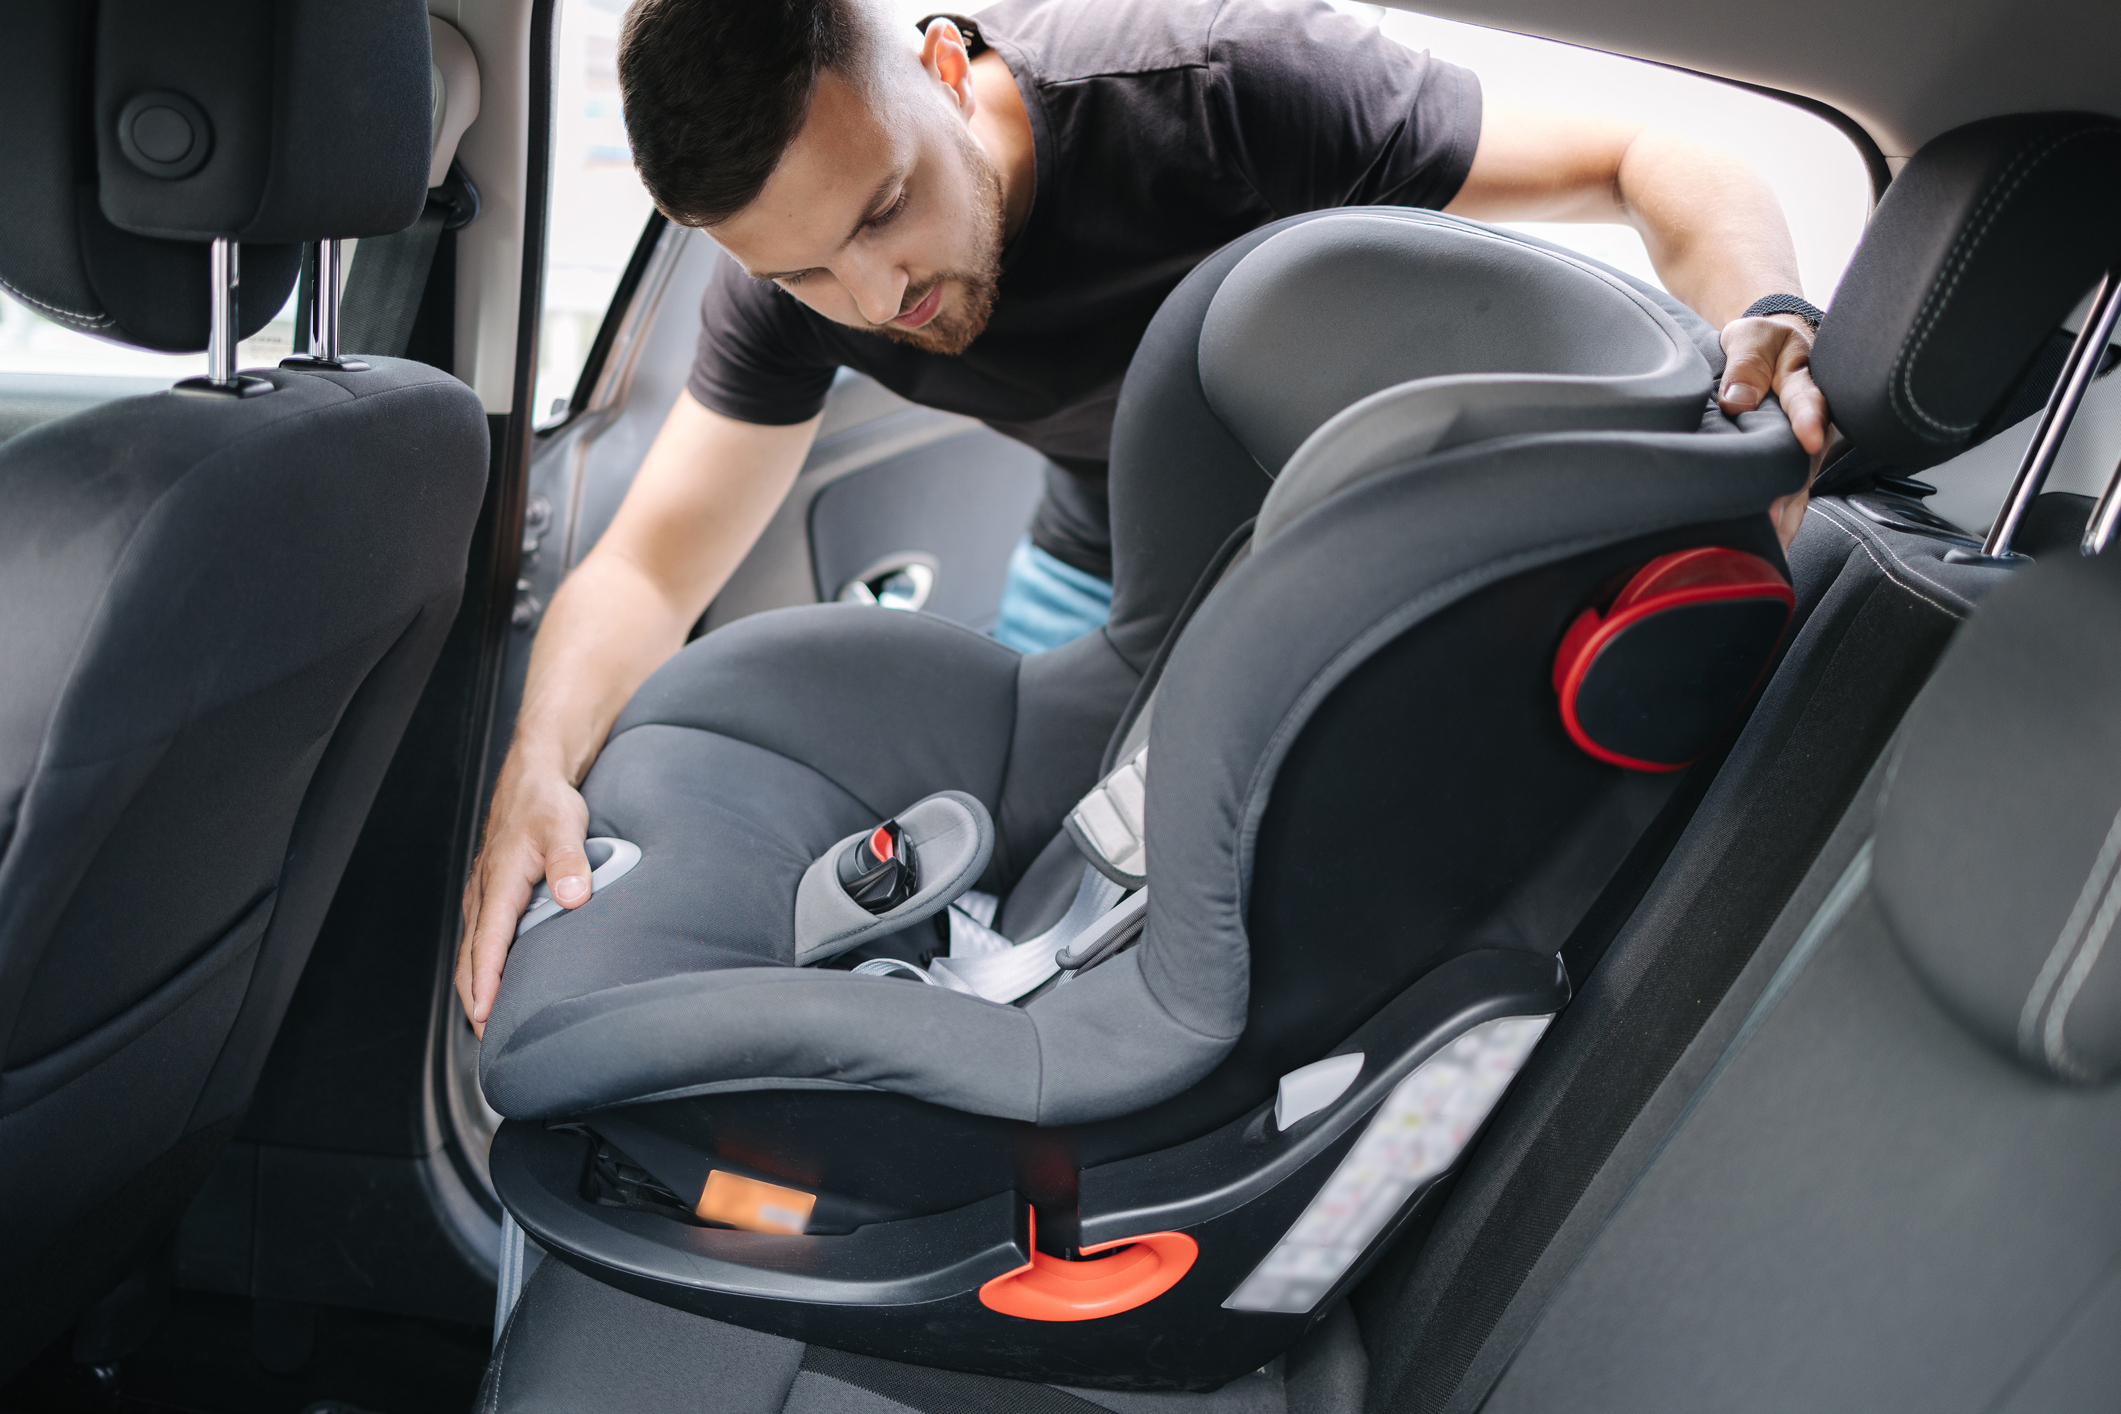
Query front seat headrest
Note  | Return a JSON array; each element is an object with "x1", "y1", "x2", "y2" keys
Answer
[
  {"x1": 1811, "y1": 113, "x2": 2121, "y2": 470},
  {"x1": 0, "y1": 0, "x2": 434, "y2": 353}
]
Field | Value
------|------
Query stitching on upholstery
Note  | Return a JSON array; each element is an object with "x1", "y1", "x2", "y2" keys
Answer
[
  {"x1": 2046, "y1": 861, "x2": 2121, "y2": 1079},
  {"x1": 1809, "y1": 503, "x2": 1970, "y2": 619},
  {"x1": 0, "y1": 268, "x2": 112, "y2": 329},
  {"x1": 481, "y1": 1308, "x2": 513, "y2": 1414},
  {"x1": 2018, "y1": 801, "x2": 2121, "y2": 1071},
  {"x1": 1892, "y1": 126, "x2": 2121, "y2": 440}
]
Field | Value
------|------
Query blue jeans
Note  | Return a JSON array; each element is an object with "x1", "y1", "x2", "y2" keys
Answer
[{"x1": 991, "y1": 538, "x2": 1113, "y2": 654}]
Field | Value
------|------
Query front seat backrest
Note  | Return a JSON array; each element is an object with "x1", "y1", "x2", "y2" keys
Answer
[{"x1": 0, "y1": 0, "x2": 487, "y2": 1375}]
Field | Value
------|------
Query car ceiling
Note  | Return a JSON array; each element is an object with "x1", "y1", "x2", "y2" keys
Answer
[{"x1": 1388, "y1": 0, "x2": 2121, "y2": 162}]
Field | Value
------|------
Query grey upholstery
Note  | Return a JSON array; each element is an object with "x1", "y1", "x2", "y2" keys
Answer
[
  {"x1": 0, "y1": 0, "x2": 484, "y2": 1377},
  {"x1": 482, "y1": 1256, "x2": 1367, "y2": 1414},
  {"x1": 1472, "y1": 550, "x2": 2121, "y2": 1413},
  {"x1": 480, "y1": 211, "x2": 1794, "y2": 1129}
]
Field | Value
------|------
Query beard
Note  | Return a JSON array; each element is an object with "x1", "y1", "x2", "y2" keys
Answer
[{"x1": 869, "y1": 128, "x2": 1005, "y2": 356}]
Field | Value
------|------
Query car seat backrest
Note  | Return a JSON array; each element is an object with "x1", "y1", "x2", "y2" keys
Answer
[
  {"x1": 1099, "y1": 211, "x2": 1723, "y2": 673},
  {"x1": 1811, "y1": 111, "x2": 2121, "y2": 471},
  {"x1": 0, "y1": 0, "x2": 485, "y2": 1375},
  {"x1": 1874, "y1": 553, "x2": 2121, "y2": 1083}
]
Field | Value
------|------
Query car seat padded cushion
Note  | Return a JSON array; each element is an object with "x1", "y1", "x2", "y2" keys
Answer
[
  {"x1": 1811, "y1": 113, "x2": 2121, "y2": 470},
  {"x1": 1873, "y1": 549, "x2": 2121, "y2": 1083},
  {"x1": 1139, "y1": 415, "x2": 1805, "y2": 1045},
  {"x1": 793, "y1": 791, "x2": 993, "y2": 965},
  {"x1": 1201, "y1": 211, "x2": 1710, "y2": 479}
]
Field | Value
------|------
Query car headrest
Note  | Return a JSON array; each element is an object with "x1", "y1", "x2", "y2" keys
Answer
[
  {"x1": 0, "y1": 0, "x2": 433, "y2": 353},
  {"x1": 1811, "y1": 113, "x2": 2121, "y2": 470},
  {"x1": 1874, "y1": 548, "x2": 2121, "y2": 1084}
]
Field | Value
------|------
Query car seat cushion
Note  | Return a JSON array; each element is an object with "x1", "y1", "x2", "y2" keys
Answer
[{"x1": 1874, "y1": 550, "x2": 2121, "y2": 1083}]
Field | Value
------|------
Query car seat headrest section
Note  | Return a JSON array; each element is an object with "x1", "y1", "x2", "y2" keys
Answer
[
  {"x1": 1552, "y1": 548, "x2": 1794, "y2": 772},
  {"x1": 1198, "y1": 210, "x2": 1712, "y2": 477},
  {"x1": 1811, "y1": 113, "x2": 2121, "y2": 471},
  {"x1": 1874, "y1": 550, "x2": 2121, "y2": 1085},
  {"x1": 793, "y1": 791, "x2": 994, "y2": 965},
  {"x1": 94, "y1": 0, "x2": 434, "y2": 245}
]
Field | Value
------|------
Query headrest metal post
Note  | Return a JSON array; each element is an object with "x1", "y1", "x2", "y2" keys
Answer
[
  {"x1": 282, "y1": 237, "x2": 368, "y2": 374},
  {"x1": 310, "y1": 239, "x2": 341, "y2": 364},
  {"x1": 206, "y1": 237, "x2": 239, "y2": 389},
  {"x1": 1983, "y1": 267, "x2": 2121, "y2": 559},
  {"x1": 2080, "y1": 451, "x2": 2121, "y2": 556}
]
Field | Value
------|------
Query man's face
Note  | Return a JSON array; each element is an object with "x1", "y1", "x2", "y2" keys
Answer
[{"x1": 709, "y1": 70, "x2": 1005, "y2": 355}]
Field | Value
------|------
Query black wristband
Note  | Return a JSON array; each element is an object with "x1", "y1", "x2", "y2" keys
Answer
[{"x1": 1742, "y1": 294, "x2": 1825, "y2": 331}]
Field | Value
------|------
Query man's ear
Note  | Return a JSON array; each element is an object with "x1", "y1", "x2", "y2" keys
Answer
[{"x1": 919, "y1": 17, "x2": 976, "y2": 116}]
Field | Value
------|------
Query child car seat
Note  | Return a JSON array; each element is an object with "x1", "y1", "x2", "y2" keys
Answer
[{"x1": 480, "y1": 209, "x2": 1806, "y2": 1388}]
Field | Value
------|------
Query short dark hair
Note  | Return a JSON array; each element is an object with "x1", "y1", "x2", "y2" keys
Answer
[{"x1": 619, "y1": 0, "x2": 881, "y2": 227}]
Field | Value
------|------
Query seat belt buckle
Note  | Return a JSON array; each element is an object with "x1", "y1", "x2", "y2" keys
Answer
[{"x1": 838, "y1": 820, "x2": 917, "y2": 914}]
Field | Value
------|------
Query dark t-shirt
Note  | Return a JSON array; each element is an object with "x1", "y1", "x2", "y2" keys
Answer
[{"x1": 687, "y1": 0, "x2": 1482, "y2": 579}]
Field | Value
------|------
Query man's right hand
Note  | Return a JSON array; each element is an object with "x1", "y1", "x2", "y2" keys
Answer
[{"x1": 456, "y1": 751, "x2": 593, "y2": 1038}]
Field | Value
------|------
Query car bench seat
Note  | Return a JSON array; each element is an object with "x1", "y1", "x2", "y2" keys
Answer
[
  {"x1": 0, "y1": 0, "x2": 486, "y2": 1378},
  {"x1": 480, "y1": 208, "x2": 1806, "y2": 1389}
]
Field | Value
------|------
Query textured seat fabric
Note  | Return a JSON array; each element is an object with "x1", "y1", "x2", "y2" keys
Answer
[
  {"x1": 482, "y1": 1256, "x2": 1367, "y2": 1414},
  {"x1": 0, "y1": 0, "x2": 484, "y2": 1376},
  {"x1": 1466, "y1": 548, "x2": 2121, "y2": 1414}
]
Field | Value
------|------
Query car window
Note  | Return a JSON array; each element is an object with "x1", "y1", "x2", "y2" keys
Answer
[
  {"x1": 0, "y1": 281, "x2": 299, "y2": 382},
  {"x1": 1339, "y1": 3, "x2": 1873, "y2": 306},
  {"x1": 534, "y1": 0, "x2": 661, "y2": 428}
]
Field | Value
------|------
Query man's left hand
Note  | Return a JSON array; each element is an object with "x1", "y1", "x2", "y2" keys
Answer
[{"x1": 1718, "y1": 312, "x2": 1832, "y2": 547}]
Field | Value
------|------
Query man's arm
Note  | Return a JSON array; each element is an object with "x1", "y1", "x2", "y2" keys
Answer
[
  {"x1": 1446, "y1": 102, "x2": 1829, "y2": 541},
  {"x1": 455, "y1": 392, "x2": 820, "y2": 1034}
]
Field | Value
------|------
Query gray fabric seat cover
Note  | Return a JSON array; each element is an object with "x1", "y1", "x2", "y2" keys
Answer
[
  {"x1": 1471, "y1": 549, "x2": 2121, "y2": 1413},
  {"x1": 478, "y1": 211, "x2": 1795, "y2": 1128}
]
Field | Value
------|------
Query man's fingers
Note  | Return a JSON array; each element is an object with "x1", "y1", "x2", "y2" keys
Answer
[
  {"x1": 467, "y1": 859, "x2": 534, "y2": 1033},
  {"x1": 1718, "y1": 339, "x2": 1777, "y2": 416},
  {"x1": 546, "y1": 838, "x2": 594, "y2": 909},
  {"x1": 1774, "y1": 355, "x2": 1830, "y2": 456}
]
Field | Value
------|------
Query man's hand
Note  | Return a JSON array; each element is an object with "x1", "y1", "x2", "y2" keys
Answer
[
  {"x1": 448, "y1": 395, "x2": 820, "y2": 1036},
  {"x1": 456, "y1": 752, "x2": 592, "y2": 1038},
  {"x1": 1718, "y1": 312, "x2": 1832, "y2": 548},
  {"x1": 1717, "y1": 312, "x2": 1827, "y2": 453}
]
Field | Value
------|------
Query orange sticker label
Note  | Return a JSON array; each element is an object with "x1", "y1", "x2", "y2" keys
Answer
[{"x1": 695, "y1": 1170, "x2": 816, "y2": 1235}]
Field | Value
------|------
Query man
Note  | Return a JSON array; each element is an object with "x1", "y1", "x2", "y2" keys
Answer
[{"x1": 456, "y1": 0, "x2": 1830, "y2": 1032}]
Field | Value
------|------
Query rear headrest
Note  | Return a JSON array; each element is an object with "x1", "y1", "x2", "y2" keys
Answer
[
  {"x1": 1874, "y1": 549, "x2": 2121, "y2": 1084},
  {"x1": 1812, "y1": 113, "x2": 2121, "y2": 470},
  {"x1": 0, "y1": 0, "x2": 432, "y2": 353}
]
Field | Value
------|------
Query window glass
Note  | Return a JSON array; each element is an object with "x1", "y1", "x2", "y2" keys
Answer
[
  {"x1": 0, "y1": 280, "x2": 298, "y2": 381},
  {"x1": 1339, "y1": 4, "x2": 1872, "y2": 306},
  {"x1": 535, "y1": 0, "x2": 660, "y2": 428}
]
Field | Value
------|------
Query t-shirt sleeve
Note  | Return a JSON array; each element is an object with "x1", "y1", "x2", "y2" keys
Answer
[
  {"x1": 1207, "y1": 0, "x2": 1482, "y2": 217},
  {"x1": 686, "y1": 251, "x2": 841, "y2": 426}
]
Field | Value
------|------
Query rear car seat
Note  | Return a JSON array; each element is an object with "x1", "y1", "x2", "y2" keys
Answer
[
  {"x1": 474, "y1": 112, "x2": 2117, "y2": 1412},
  {"x1": 0, "y1": 0, "x2": 486, "y2": 1376}
]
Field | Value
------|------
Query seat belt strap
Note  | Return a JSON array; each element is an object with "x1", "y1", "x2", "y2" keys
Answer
[
  {"x1": 1065, "y1": 742, "x2": 1149, "y2": 887},
  {"x1": 337, "y1": 203, "x2": 447, "y2": 358}
]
